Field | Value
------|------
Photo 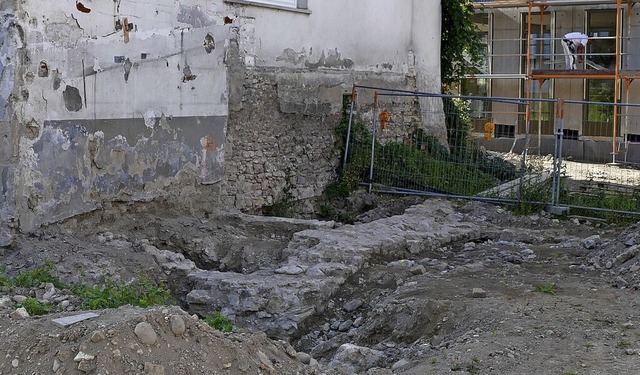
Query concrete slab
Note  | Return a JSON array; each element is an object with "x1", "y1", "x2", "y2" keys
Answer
[
  {"x1": 545, "y1": 205, "x2": 569, "y2": 216},
  {"x1": 51, "y1": 312, "x2": 99, "y2": 326}
]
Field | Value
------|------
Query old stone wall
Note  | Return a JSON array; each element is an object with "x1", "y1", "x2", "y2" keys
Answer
[{"x1": 222, "y1": 56, "x2": 419, "y2": 213}]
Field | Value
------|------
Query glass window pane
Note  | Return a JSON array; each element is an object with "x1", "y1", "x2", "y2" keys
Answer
[
  {"x1": 252, "y1": 0, "x2": 297, "y2": 8},
  {"x1": 587, "y1": 10, "x2": 616, "y2": 70}
]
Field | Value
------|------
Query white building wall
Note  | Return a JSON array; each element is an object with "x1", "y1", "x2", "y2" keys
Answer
[{"x1": 1, "y1": 0, "x2": 444, "y2": 234}]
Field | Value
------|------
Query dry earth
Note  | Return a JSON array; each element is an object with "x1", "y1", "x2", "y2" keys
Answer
[{"x1": 1, "y1": 196, "x2": 640, "y2": 375}]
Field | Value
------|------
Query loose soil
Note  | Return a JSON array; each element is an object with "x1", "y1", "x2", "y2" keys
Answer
[{"x1": 1, "y1": 197, "x2": 640, "y2": 375}]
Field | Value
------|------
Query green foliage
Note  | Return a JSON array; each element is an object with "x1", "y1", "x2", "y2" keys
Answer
[
  {"x1": 13, "y1": 262, "x2": 66, "y2": 289},
  {"x1": 616, "y1": 340, "x2": 632, "y2": 349},
  {"x1": 72, "y1": 278, "x2": 174, "y2": 310},
  {"x1": 534, "y1": 282, "x2": 557, "y2": 295},
  {"x1": 264, "y1": 184, "x2": 295, "y2": 217},
  {"x1": 18, "y1": 297, "x2": 51, "y2": 316},
  {"x1": 560, "y1": 186, "x2": 640, "y2": 224},
  {"x1": 509, "y1": 180, "x2": 552, "y2": 216},
  {"x1": 204, "y1": 311, "x2": 234, "y2": 333},
  {"x1": 441, "y1": 0, "x2": 485, "y2": 87}
]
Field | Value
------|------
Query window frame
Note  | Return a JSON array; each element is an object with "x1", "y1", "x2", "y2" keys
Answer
[
  {"x1": 520, "y1": 11, "x2": 555, "y2": 135},
  {"x1": 224, "y1": 0, "x2": 310, "y2": 14}
]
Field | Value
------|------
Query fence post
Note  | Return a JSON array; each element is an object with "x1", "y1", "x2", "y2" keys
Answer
[
  {"x1": 343, "y1": 85, "x2": 357, "y2": 170},
  {"x1": 368, "y1": 92, "x2": 379, "y2": 193},
  {"x1": 553, "y1": 99, "x2": 565, "y2": 206}
]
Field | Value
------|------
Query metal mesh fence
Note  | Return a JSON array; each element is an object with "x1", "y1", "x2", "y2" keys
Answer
[
  {"x1": 555, "y1": 100, "x2": 640, "y2": 215},
  {"x1": 343, "y1": 87, "x2": 557, "y2": 207}
]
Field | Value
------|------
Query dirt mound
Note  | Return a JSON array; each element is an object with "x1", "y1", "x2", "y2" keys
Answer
[{"x1": 0, "y1": 305, "x2": 317, "y2": 374}]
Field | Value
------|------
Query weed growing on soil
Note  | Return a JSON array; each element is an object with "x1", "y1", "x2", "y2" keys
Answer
[
  {"x1": 534, "y1": 282, "x2": 557, "y2": 295},
  {"x1": 0, "y1": 264, "x2": 174, "y2": 312},
  {"x1": 72, "y1": 278, "x2": 175, "y2": 310},
  {"x1": 466, "y1": 356, "x2": 480, "y2": 374},
  {"x1": 18, "y1": 297, "x2": 51, "y2": 316},
  {"x1": 12, "y1": 261, "x2": 66, "y2": 289},
  {"x1": 616, "y1": 340, "x2": 632, "y2": 349},
  {"x1": 204, "y1": 311, "x2": 234, "y2": 333}
]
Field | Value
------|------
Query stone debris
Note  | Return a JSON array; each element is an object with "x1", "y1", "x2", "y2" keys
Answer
[
  {"x1": 2, "y1": 197, "x2": 640, "y2": 374},
  {"x1": 10, "y1": 307, "x2": 30, "y2": 319},
  {"x1": 170, "y1": 315, "x2": 186, "y2": 336},
  {"x1": 134, "y1": 321, "x2": 158, "y2": 345}
]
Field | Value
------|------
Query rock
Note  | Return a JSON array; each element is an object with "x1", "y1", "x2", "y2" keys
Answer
[
  {"x1": 112, "y1": 349, "x2": 122, "y2": 361},
  {"x1": 296, "y1": 351, "x2": 312, "y2": 365},
  {"x1": 90, "y1": 331, "x2": 106, "y2": 343},
  {"x1": 275, "y1": 265, "x2": 305, "y2": 275},
  {"x1": 614, "y1": 245, "x2": 640, "y2": 267},
  {"x1": 52, "y1": 358, "x2": 61, "y2": 372},
  {"x1": 410, "y1": 265, "x2": 427, "y2": 275},
  {"x1": 328, "y1": 344, "x2": 386, "y2": 374},
  {"x1": 581, "y1": 235, "x2": 600, "y2": 250},
  {"x1": 134, "y1": 322, "x2": 158, "y2": 345},
  {"x1": 77, "y1": 358, "x2": 96, "y2": 373},
  {"x1": 257, "y1": 350, "x2": 274, "y2": 370},
  {"x1": 73, "y1": 352, "x2": 95, "y2": 362},
  {"x1": 338, "y1": 319, "x2": 353, "y2": 332},
  {"x1": 144, "y1": 362, "x2": 165, "y2": 375},
  {"x1": 392, "y1": 358, "x2": 411, "y2": 371},
  {"x1": 10, "y1": 307, "x2": 29, "y2": 319},
  {"x1": 625, "y1": 236, "x2": 637, "y2": 247},
  {"x1": 472, "y1": 288, "x2": 487, "y2": 298},
  {"x1": 343, "y1": 299, "x2": 363, "y2": 312},
  {"x1": 12, "y1": 295, "x2": 27, "y2": 303},
  {"x1": 0, "y1": 296, "x2": 13, "y2": 308},
  {"x1": 42, "y1": 283, "x2": 57, "y2": 301},
  {"x1": 388, "y1": 259, "x2": 415, "y2": 268},
  {"x1": 170, "y1": 315, "x2": 186, "y2": 336}
]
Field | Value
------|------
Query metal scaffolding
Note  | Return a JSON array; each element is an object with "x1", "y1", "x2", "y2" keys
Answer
[{"x1": 471, "y1": 0, "x2": 640, "y2": 163}]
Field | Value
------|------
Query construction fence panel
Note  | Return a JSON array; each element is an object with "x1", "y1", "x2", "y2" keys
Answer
[
  {"x1": 343, "y1": 87, "x2": 558, "y2": 207},
  {"x1": 555, "y1": 100, "x2": 640, "y2": 215}
]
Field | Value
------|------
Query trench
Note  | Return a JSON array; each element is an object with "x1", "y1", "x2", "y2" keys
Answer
[{"x1": 131, "y1": 208, "x2": 500, "y2": 366}]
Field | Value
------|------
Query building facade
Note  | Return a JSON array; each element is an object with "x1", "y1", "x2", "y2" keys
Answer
[
  {"x1": 0, "y1": 0, "x2": 442, "y2": 243},
  {"x1": 466, "y1": 0, "x2": 640, "y2": 162}
]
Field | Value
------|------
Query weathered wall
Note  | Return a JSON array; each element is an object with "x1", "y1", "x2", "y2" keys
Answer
[
  {"x1": 1, "y1": 0, "x2": 443, "y2": 233},
  {"x1": 0, "y1": 1, "x2": 18, "y2": 245},
  {"x1": 220, "y1": 0, "x2": 443, "y2": 212},
  {"x1": 9, "y1": 1, "x2": 231, "y2": 231}
]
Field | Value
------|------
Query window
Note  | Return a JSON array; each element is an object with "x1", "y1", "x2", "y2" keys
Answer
[
  {"x1": 587, "y1": 10, "x2": 616, "y2": 70},
  {"x1": 583, "y1": 79, "x2": 619, "y2": 137},
  {"x1": 471, "y1": 13, "x2": 490, "y2": 75},
  {"x1": 520, "y1": 12, "x2": 553, "y2": 135},
  {"x1": 521, "y1": 12, "x2": 552, "y2": 73},
  {"x1": 225, "y1": 0, "x2": 308, "y2": 11},
  {"x1": 464, "y1": 13, "x2": 491, "y2": 132},
  {"x1": 254, "y1": 0, "x2": 296, "y2": 7}
]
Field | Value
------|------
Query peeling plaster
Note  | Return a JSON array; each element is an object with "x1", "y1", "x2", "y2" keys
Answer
[
  {"x1": 178, "y1": 5, "x2": 215, "y2": 28},
  {"x1": 62, "y1": 85, "x2": 82, "y2": 112},
  {"x1": 306, "y1": 48, "x2": 354, "y2": 70},
  {"x1": 276, "y1": 48, "x2": 306, "y2": 65}
]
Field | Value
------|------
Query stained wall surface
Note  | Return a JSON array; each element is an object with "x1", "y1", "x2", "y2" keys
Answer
[{"x1": 0, "y1": 0, "x2": 442, "y2": 239}]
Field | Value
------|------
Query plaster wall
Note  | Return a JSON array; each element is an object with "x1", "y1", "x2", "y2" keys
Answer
[
  {"x1": 11, "y1": 0, "x2": 231, "y2": 231},
  {"x1": 0, "y1": 1, "x2": 17, "y2": 245},
  {"x1": 2, "y1": 0, "x2": 444, "y2": 233},
  {"x1": 225, "y1": 0, "x2": 444, "y2": 133}
]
